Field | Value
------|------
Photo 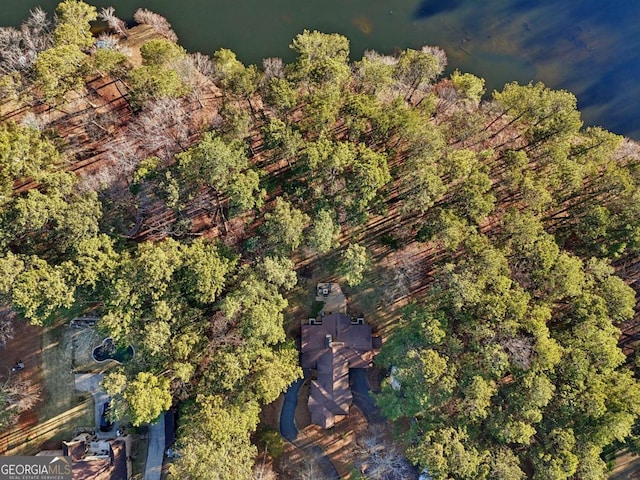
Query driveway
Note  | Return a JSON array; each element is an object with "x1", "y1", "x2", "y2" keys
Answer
[
  {"x1": 280, "y1": 378, "x2": 339, "y2": 480},
  {"x1": 76, "y1": 373, "x2": 165, "y2": 477},
  {"x1": 280, "y1": 378, "x2": 303, "y2": 442},
  {"x1": 74, "y1": 373, "x2": 111, "y2": 437},
  {"x1": 350, "y1": 368, "x2": 384, "y2": 424},
  {"x1": 144, "y1": 414, "x2": 165, "y2": 480}
]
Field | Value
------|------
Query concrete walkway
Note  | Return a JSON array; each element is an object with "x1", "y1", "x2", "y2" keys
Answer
[
  {"x1": 144, "y1": 414, "x2": 166, "y2": 480},
  {"x1": 316, "y1": 282, "x2": 347, "y2": 314}
]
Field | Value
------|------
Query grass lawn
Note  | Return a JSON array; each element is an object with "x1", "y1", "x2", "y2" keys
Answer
[
  {"x1": 40, "y1": 322, "x2": 95, "y2": 440},
  {"x1": 2, "y1": 321, "x2": 94, "y2": 454},
  {"x1": 129, "y1": 434, "x2": 150, "y2": 480}
]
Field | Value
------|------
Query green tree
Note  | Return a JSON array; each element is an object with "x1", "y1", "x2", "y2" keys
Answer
[
  {"x1": 33, "y1": 44, "x2": 87, "y2": 102},
  {"x1": 213, "y1": 48, "x2": 261, "y2": 97},
  {"x1": 10, "y1": 256, "x2": 75, "y2": 325},
  {"x1": 128, "y1": 39, "x2": 190, "y2": 106},
  {"x1": 168, "y1": 395, "x2": 260, "y2": 480},
  {"x1": 1, "y1": 172, "x2": 102, "y2": 257},
  {"x1": 377, "y1": 230, "x2": 640, "y2": 479},
  {"x1": 289, "y1": 30, "x2": 351, "y2": 88},
  {"x1": 256, "y1": 256, "x2": 297, "y2": 290},
  {"x1": 347, "y1": 145, "x2": 391, "y2": 211},
  {"x1": 91, "y1": 48, "x2": 128, "y2": 77},
  {"x1": 394, "y1": 46, "x2": 446, "y2": 100},
  {"x1": 105, "y1": 371, "x2": 172, "y2": 426},
  {"x1": 180, "y1": 239, "x2": 236, "y2": 304},
  {"x1": 410, "y1": 427, "x2": 486, "y2": 480},
  {"x1": 489, "y1": 449, "x2": 526, "y2": 480},
  {"x1": 307, "y1": 209, "x2": 340, "y2": 254},
  {"x1": 262, "y1": 118, "x2": 303, "y2": 165},
  {"x1": 221, "y1": 273, "x2": 289, "y2": 346},
  {"x1": 261, "y1": 76, "x2": 298, "y2": 114},
  {"x1": 53, "y1": 0, "x2": 97, "y2": 49},
  {"x1": 338, "y1": 243, "x2": 369, "y2": 287},
  {"x1": 531, "y1": 429, "x2": 579, "y2": 480},
  {"x1": 492, "y1": 81, "x2": 583, "y2": 149},
  {"x1": 204, "y1": 342, "x2": 301, "y2": 403},
  {"x1": 176, "y1": 132, "x2": 264, "y2": 212},
  {"x1": 0, "y1": 253, "x2": 25, "y2": 297},
  {"x1": 302, "y1": 83, "x2": 344, "y2": 132},
  {"x1": 450, "y1": 70, "x2": 485, "y2": 103},
  {"x1": 0, "y1": 122, "x2": 62, "y2": 201},
  {"x1": 454, "y1": 170, "x2": 495, "y2": 224},
  {"x1": 70, "y1": 234, "x2": 118, "y2": 290},
  {"x1": 353, "y1": 50, "x2": 396, "y2": 96},
  {"x1": 261, "y1": 197, "x2": 309, "y2": 253}
]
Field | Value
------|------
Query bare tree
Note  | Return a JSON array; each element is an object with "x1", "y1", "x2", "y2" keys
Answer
[
  {"x1": 95, "y1": 32, "x2": 120, "y2": 50},
  {"x1": 253, "y1": 460, "x2": 277, "y2": 480},
  {"x1": 179, "y1": 54, "x2": 219, "y2": 107},
  {"x1": 356, "y1": 425, "x2": 415, "y2": 480},
  {"x1": 382, "y1": 245, "x2": 422, "y2": 303},
  {"x1": 133, "y1": 8, "x2": 178, "y2": 42},
  {"x1": 421, "y1": 45, "x2": 448, "y2": 73},
  {"x1": 0, "y1": 7, "x2": 53, "y2": 75},
  {"x1": 76, "y1": 165, "x2": 119, "y2": 193},
  {"x1": 189, "y1": 52, "x2": 215, "y2": 78},
  {"x1": 99, "y1": 7, "x2": 127, "y2": 37},
  {"x1": 262, "y1": 57, "x2": 285, "y2": 80},
  {"x1": 20, "y1": 111, "x2": 48, "y2": 131},
  {"x1": 126, "y1": 97, "x2": 194, "y2": 160},
  {"x1": 615, "y1": 138, "x2": 640, "y2": 164},
  {"x1": 103, "y1": 142, "x2": 140, "y2": 180},
  {"x1": 4, "y1": 379, "x2": 41, "y2": 412},
  {"x1": 363, "y1": 49, "x2": 399, "y2": 67},
  {"x1": 278, "y1": 448, "x2": 332, "y2": 480},
  {"x1": 0, "y1": 308, "x2": 15, "y2": 348},
  {"x1": 296, "y1": 451, "x2": 331, "y2": 480},
  {"x1": 1, "y1": 378, "x2": 41, "y2": 429}
]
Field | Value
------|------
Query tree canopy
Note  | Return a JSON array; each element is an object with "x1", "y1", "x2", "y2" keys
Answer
[{"x1": 1, "y1": 7, "x2": 640, "y2": 478}]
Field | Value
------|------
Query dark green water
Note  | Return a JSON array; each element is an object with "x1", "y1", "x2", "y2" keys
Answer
[{"x1": 2, "y1": 0, "x2": 639, "y2": 139}]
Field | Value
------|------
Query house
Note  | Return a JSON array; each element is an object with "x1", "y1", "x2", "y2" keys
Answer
[
  {"x1": 301, "y1": 285, "x2": 381, "y2": 428},
  {"x1": 62, "y1": 433, "x2": 131, "y2": 480}
]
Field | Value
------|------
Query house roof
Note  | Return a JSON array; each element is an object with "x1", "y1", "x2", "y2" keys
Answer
[
  {"x1": 63, "y1": 437, "x2": 128, "y2": 480},
  {"x1": 302, "y1": 313, "x2": 379, "y2": 428},
  {"x1": 301, "y1": 313, "x2": 374, "y2": 369},
  {"x1": 309, "y1": 348, "x2": 352, "y2": 428}
]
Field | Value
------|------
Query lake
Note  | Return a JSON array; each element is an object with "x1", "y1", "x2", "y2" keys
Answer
[{"x1": 2, "y1": 0, "x2": 639, "y2": 139}]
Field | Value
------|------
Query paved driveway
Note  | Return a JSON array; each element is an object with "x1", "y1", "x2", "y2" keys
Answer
[
  {"x1": 280, "y1": 378, "x2": 339, "y2": 480},
  {"x1": 280, "y1": 378, "x2": 303, "y2": 442},
  {"x1": 144, "y1": 415, "x2": 165, "y2": 480},
  {"x1": 349, "y1": 368, "x2": 384, "y2": 424},
  {"x1": 75, "y1": 373, "x2": 165, "y2": 477},
  {"x1": 74, "y1": 373, "x2": 110, "y2": 435}
]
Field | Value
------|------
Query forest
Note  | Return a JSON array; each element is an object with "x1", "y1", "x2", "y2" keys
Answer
[{"x1": 1, "y1": 1, "x2": 640, "y2": 479}]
